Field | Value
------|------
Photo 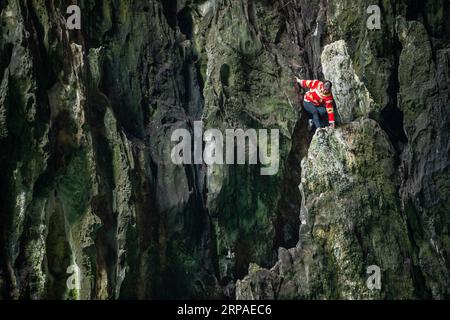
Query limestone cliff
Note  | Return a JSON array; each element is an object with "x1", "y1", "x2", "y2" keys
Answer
[{"x1": 0, "y1": 0, "x2": 448, "y2": 300}]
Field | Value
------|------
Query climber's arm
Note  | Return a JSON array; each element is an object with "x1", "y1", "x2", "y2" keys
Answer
[
  {"x1": 325, "y1": 97, "x2": 335, "y2": 128},
  {"x1": 295, "y1": 77, "x2": 321, "y2": 89}
]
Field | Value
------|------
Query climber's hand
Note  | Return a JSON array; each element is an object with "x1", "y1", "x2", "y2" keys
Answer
[{"x1": 295, "y1": 76, "x2": 301, "y2": 84}]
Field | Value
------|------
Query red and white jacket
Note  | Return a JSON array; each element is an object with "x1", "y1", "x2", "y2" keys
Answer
[{"x1": 298, "y1": 79, "x2": 335, "y2": 123}]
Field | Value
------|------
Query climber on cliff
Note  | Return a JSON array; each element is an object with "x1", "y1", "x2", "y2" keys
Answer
[{"x1": 295, "y1": 77, "x2": 335, "y2": 131}]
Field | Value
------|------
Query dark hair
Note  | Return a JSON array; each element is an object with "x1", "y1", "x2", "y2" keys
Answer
[{"x1": 323, "y1": 80, "x2": 332, "y2": 91}]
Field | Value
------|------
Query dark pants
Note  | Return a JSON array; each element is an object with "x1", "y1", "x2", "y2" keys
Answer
[{"x1": 303, "y1": 101, "x2": 328, "y2": 129}]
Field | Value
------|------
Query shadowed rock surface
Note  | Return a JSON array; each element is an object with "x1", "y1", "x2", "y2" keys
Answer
[{"x1": 0, "y1": 0, "x2": 448, "y2": 299}]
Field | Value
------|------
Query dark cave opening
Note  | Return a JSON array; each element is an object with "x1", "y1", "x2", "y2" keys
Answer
[
  {"x1": 178, "y1": 7, "x2": 193, "y2": 39},
  {"x1": 161, "y1": 0, "x2": 178, "y2": 30},
  {"x1": 379, "y1": 106, "x2": 408, "y2": 155}
]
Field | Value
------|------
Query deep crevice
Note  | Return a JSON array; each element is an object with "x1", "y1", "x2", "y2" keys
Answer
[
  {"x1": 379, "y1": 34, "x2": 408, "y2": 161},
  {"x1": 178, "y1": 7, "x2": 193, "y2": 39}
]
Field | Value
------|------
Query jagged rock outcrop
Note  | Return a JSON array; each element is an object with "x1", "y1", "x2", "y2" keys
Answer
[
  {"x1": 0, "y1": 0, "x2": 448, "y2": 300},
  {"x1": 237, "y1": 120, "x2": 416, "y2": 299},
  {"x1": 321, "y1": 40, "x2": 377, "y2": 122}
]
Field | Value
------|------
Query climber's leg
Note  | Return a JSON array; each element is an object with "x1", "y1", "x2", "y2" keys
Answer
[
  {"x1": 304, "y1": 102, "x2": 321, "y2": 129},
  {"x1": 317, "y1": 106, "x2": 328, "y2": 127}
]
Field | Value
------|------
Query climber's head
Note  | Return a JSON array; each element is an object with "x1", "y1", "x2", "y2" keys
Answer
[{"x1": 322, "y1": 80, "x2": 332, "y2": 94}]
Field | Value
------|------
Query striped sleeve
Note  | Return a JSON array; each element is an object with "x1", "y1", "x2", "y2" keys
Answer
[
  {"x1": 324, "y1": 95, "x2": 335, "y2": 123},
  {"x1": 299, "y1": 80, "x2": 321, "y2": 89}
]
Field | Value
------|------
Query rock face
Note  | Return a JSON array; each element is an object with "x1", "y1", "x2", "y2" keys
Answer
[
  {"x1": 0, "y1": 0, "x2": 449, "y2": 300},
  {"x1": 397, "y1": 17, "x2": 450, "y2": 298}
]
